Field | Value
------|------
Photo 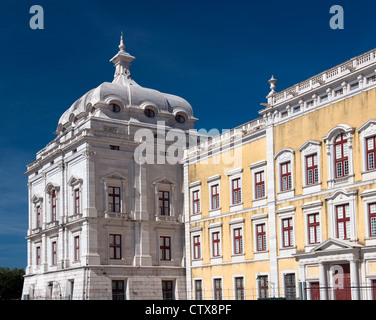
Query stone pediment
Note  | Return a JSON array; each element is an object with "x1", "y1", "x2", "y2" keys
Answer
[
  {"x1": 102, "y1": 171, "x2": 127, "y2": 181},
  {"x1": 152, "y1": 177, "x2": 176, "y2": 186},
  {"x1": 311, "y1": 238, "x2": 362, "y2": 252}
]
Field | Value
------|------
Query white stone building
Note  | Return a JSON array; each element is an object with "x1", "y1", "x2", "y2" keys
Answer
[{"x1": 22, "y1": 36, "x2": 198, "y2": 300}]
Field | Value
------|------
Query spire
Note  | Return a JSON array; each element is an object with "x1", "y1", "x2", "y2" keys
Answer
[
  {"x1": 268, "y1": 75, "x2": 277, "y2": 93},
  {"x1": 265, "y1": 75, "x2": 277, "y2": 107},
  {"x1": 110, "y1": 33, "x2": 136, "y2": 83},
  {"x1": 119, "y1": 31, "x2": 125, "y2": 51}
]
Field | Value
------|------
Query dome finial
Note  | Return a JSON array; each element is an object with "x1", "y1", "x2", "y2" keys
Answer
[{"x1": 119, "y1": 31, "x2": 125, "y2": 52}]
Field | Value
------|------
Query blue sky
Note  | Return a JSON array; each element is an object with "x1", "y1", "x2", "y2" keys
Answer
[{"x1": 1, "y1": 0, "x2": 376, "y2": 268}]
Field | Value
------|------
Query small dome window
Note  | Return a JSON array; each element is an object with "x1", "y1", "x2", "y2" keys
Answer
[
  {"x1": 111, "y1": 103, "x2": 121, "y2": 113},
  {"x1": 175, "y1": 114, "x2": 185, "y2": 123},
  {"x1": 144, "y1": 108, "x2": 156, "y2": 118},
  {"x1": 90, "y1": 106, "x2": 96, "y2": 114}
]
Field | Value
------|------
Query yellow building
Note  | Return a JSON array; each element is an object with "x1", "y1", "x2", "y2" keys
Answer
[{"x1": 182, "y1": 48, "x2": 376, "y2": 300}]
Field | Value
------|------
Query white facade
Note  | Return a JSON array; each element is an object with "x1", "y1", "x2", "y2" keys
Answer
[{"x1": 22, "y1": 36, "x2": 198, "y2": 300}]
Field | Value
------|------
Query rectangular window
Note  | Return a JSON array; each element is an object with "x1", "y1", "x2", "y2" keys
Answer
[
  {"x1": 256, "y1": 223, "x2": 267, "y2": 251},
  {"x1": 52, "y1": 241, "x2": 57, "y2": 266},
  {"x1": 306, "y1": 154, "x2": 318, "y2": 185},
  {"x1": 258, "y1": 275, "x2": 269, "y2": 299},
  {"x1": 36, "y1": 246, "x2": 41, "y2": 265},
  {"x1": 112, "y1": 280, "x2": 125, "y2": 300},
  {"x1": 306, "y1": 100, "x2": 314, "y2": 108},
  {"x1": 282, "y1": 218, "x2": 294, "y2": 248},
  {"x1": 367, "y1": 75, "x2": 376, "y2": 84},
  {"x1": 162, "y1": 280, "x2": 174, "y2": 300},
  {"x1": 74, "y1": 236, "x2": 80, "y2": 261},
  {"x1": 159, "y1": 191, "x2": 170, "y2": 216},
  {"x1": 108, "y1": 186, "x2": 121, "y2": 213},
  {"x1": 160, "y1": 236, "x2": 171, "y2": 261},
  {"x1": 74, "y1": 189, "x2": 80, "y2": 214},
  {"x1": 212, "y1": 231, "x2": 221, "y2": 257},
  {"x1": 36, "y1": 206, "x2": 41, "y2": 229},
  {"x1": 255, "y1": 171, "x2": 265, "y2": 199},
  {"x1": 232, "y1": 178, "x2": 242, "y2": 205},
  {"x1": 335, "y1": 134, "x2": 349, "y2": 178},
  {"x1": 51, "y1": 190, "x2": 57, "y2": 222},
  {"x1": 109, "y1": 234, "x2": 122, "y2": 259},
  {"x1": 367, "y1": 136, "x2": 376, "y2": 170},
  {"x1": 233, "y1": 227, "x2": 243, "y2": 254},
  {"x1": 110, "y1": 145, "x2": 120, "y2": 150},
  {"x1": 307, "y1": 213, "x2": 320, "y2": 244},
  {"x1": 336, "y1": 204, "x2": 350, "y2": 240},
  {"x1": 334, "y1": 88, "x2": 343, "y2": 97},
  {"x1": 192, "y1": 190, "x2": 200, "y2": 215},
  {"x1": 284, "y1": 273, "x2": 296, "y2": 300},
  {"x1": 214, "y1": 278, "x2": 222, "y2": 300},
  {"x1": 194, "y1": 280, "x2": 203, "y2": 300},
  {"x1": 211, "y1": 184, "x2": 220, "y2": 209},
  {"x1": 369, "y1": 203, "x2": 376, "y2": 237},
  {"x1": 280, "y1": 162, "x2": 292, "y2": 191},
  {"x1": 235, "y1": 277, "x2": 245, "y2": 300},
  {"x1": 193, "y1": 235, "x2": 201, "y2": 260}
]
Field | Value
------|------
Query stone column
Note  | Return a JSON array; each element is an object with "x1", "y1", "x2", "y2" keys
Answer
[
  {"x1": 319, "y1": 263, "x2": 328, "y2": 300},
  {"x1": 350, "y1": 260, "x2": 360, "y2": 300}
]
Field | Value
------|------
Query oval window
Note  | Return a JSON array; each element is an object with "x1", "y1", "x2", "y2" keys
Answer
[
  {"x1": 111, "y1": 104, "x2": 121, "y2": 113},
  {"x1": 144, "y1": 108, "x2": 156, "y2": 118},
  {"x1": 175, "y1": 114, "x2": 185, "y2": 123}
]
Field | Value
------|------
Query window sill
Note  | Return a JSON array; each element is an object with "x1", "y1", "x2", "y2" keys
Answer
[
  {"x1": 252, "y1": 197, "x2": 267, "y2": 207},
  {"x1": 105, "y1": 212, "x2": 129, "y2": 220},
  {"x1": 361, "y1": 169, "x2": 376, "y2": 181},
  {"x1": 229, "y1": 202, "x2": 243, "y2": 212},
  {"x1": 302, "y1": 182, "x2": 321, "y2": 195},
  {"x1": 210, "y1": 256, "x2": 223, "y2": 264},
  {"x1": 209, "y1": 208, "x2": 221, "y2": 217},
  {"x1": 231, "y1": 253, "x2": 245, "y2": 262},
  {"x1": 279, "y1": 246, "x2": 296, "y2": 257},
  {"x1": 277, "y1": 189, "x2": 294, "y2": 200},
  {"x1": 155, "y1": 214, "x2": 176, "y2": 222}
]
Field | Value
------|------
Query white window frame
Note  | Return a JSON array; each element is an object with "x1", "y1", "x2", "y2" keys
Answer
[
  {"x1": 301, "y1": 200, "x2": 323, "y2": 250},
  {"x1": 277, "y1": 206, "x2": 296, "y2": 256},
  {"x1": 212, "y1": 276, "x2": 223, "y2": 300},
  {"x1": 249, "y1": 160, "x2": 267, "y2": 206},
  {"x1": 32, "y1": 195, "x2": 43, "y2": 231},
  {"x1": 45, "y1": 182, "x2": 60, "y2": 226},
  {"x1": 251, "y1": 213, "x2": 268, "y2": 259},
  {"x1": 281, "y1": 270, "x2": 298, "y2": 300},
  {"x1": 207, "y1": 174, "x2": 221, "y2": 216},
  {"x1": 275, "y1": 148, "x2": 295, "y2": 200},
  {"x1": 360, "y1": 188, "x2": 376, "y2": 246},
  {"x1": 208, "y1": 222, "x2": 222, "y2": 264},
  {"x1": 256, "y1": 273, "x2": 271, "y2": 299},
  {"x1": 324, "y1": 189, "x2": 357, "y2": 241},
  {"x1": 101, "y1": 172, "x2": 128, "y2": 217},
  {"x1": 229, "y1": 218, "x2": 245, "y2": 261},
  {"x1": 226, "y1": 168, "x2": 243, "y2": 211},
  {"x1": 358, "y1": 119, "x2": 376, "y2": 181},
  {"x1": 189, "y1": 181, "x2": 201, "y2": 218},
  {"x1": 193, "y1": 277, "x2": 204, "y2": 300},
  {"x1": 299, "y1": 140, "x2": 322, "y2": 194},
  {"x1": 191, "y1": 227, "x2": 202, "y2": 267},
  {"x1": 152, "y1": 177, "x2": 176, "y2": 221},
  {"x1": 68, "y1": 176, "x2": 83, "y2": 218},
  {"x1": 232, "y1": 274, "x2": 246, "y2": 300},
  {"x1": 322, "y1": 124, "x2": 355, "y2": 188}
]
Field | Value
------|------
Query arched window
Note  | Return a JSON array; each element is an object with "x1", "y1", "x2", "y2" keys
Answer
[{"x1": 334, "y1": 133, "x2": 349, "y2": 178}]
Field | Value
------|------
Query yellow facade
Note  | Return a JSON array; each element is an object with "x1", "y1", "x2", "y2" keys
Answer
[{"x1": 183, "y1": 48, "x2": 376, "y2": 300}]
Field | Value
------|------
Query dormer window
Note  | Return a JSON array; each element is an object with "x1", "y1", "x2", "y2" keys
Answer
[
  {"x1": 175, "y1": 114, "x2": 185, "y2": 123},
  {"x1": 144, "y1": 108, "x2": 155, "y2": 118},
  {"x1": 111, "y1": 104, "x2": 121, "y2": 113}
]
